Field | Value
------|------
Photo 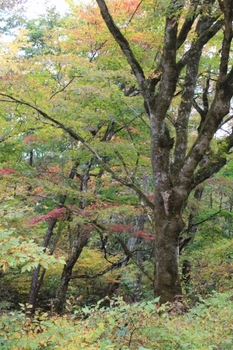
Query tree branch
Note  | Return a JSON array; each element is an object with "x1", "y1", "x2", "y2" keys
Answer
[
  {"x1": 69, "y1": 258, "x2": 126, "y2": 280},
  {"x1": 48, "y1": 76, "x2": 78, "y2": 101},
  {"x1": 218, "y1": 0, "x2": 233, "y2": 78},
  {"x1": 0, "y1": 93, "x2": 154, "y2": 209},
  {"x1": 115, "y1": 235, "x2": 153, "y2": 282},
  {"x1": 128, "y1": 0, "x2": 144, "y2": 24},
  {"x1": 176, "y1": 0, "x2": 198, "y2": 49},
  {"x1": 177, "y1": 19, "x2": 224, "y2": 73},
  {"x1": 156, "y1": 2, "x2": 180, "y2": 104},
  {"x1": 192, "y1": 132, "x2": 233, "y2": 188},
  {"x1": 95, "y1": 0, "x2": 147, "y2": 97},
  {"x1": 183, "y1": 210, "x2": 222, "y2": 232}
]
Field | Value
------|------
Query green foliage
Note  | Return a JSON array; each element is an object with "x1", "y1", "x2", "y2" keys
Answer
[
  {"x1": 182, "y1": 237, "x2": 233, "y2": 298},
  {"x1": 1, "y1": 292, "x2": 233, "y2": 349},
  {"x1": 0, "y1": 228, "x2": 65, "y2": 273}
]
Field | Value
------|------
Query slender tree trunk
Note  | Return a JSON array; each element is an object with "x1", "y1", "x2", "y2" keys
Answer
[
  {"x1": 187, "y1": 185, "x2": 204, "y2": 234},
  {"x1": 53, "y1": 161, "x2": 92, "y2": 313},
  {"x1": 54, "y1": 128, "x2": 117, "y2": 312},
  {"x1": 27, "y1": 219, "x2": 57, "y2": 316},
  {"x1": 29, "y1": 150, "x2": 33, "y2": 166},
  {"x1": 26, "y1": 161, "x2": 80, "y2": 317},
  {"x1": 132, "y1": 213, "x2": 146, "y2": 301},
  {"x1": 53, "y1": 226, "x2": 89, "y2": 313}
]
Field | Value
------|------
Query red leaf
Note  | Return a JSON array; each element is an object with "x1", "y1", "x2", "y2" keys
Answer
[
  {"x1": 132, "y1": 230, "x2": 155, "y2": 241},
  {"x1": 109, "y1": 224, "x2": 132, "y2": 232},
  {"x1": 147, "y1": 193, "x2": 154, "y2": 200},
  {"x1": 28, "y1": 207, "x2": 66, "y2": 225},
  {"x1": 0, "y1": 167, "x2": 17, "y2": 175},
  {"x1": 23, "y1": 134, "x2": 37, "y2": 144}
]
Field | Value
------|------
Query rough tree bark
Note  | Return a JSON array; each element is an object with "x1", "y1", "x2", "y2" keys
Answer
[{"x1": 96, "y1": 0, "x2": 233, "y2": 302}]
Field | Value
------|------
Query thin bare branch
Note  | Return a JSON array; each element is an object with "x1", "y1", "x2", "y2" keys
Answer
[
  {"x1": 48, "y1": 76, "x2": 79, "y2": 101},
  {"x1": 128, "y1": 0, "x2": 144, "y2": 24},
  {"x1": 69, "y1": 258, "x2": 126, "y2": 280}
]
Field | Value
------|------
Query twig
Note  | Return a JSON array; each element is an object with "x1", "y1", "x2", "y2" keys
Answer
[
  {"x1": 128, "y1": 0, "x2": 144, "y2": 24},
  {"x1": 115, "y1": 235, "x2": 153, "y2": 282},
  {"x1": 183, "y1": 209, "x2": 222, "y2": 233},
  {"x1": 48, "y1": 76, "x2": 80, "y2": 101},
  {"x1": 128, "y1": 318, "x2": 137, "y2": 348},
  {"x1": 69, "y1": 258, "x2": 127, "y2": 280}
]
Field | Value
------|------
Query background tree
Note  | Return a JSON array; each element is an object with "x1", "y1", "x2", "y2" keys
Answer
[
  {"x1": 0, "y1": 4, "x2": 155, "y2": 313},
  {"x1": 0, "y1": 0, "x2": 26, "y2": 33}
]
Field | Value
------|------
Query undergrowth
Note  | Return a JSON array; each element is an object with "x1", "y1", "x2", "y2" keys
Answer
[{"x1": 1, "y1": 291, "x2": 233, "y2": 349}]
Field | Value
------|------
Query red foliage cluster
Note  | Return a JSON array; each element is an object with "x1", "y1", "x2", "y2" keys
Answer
[
  {"x1": 129, "y1": 126, "x2": 139, "y2": 134},
  {"x1": 108, "y1": 224, "x2": 132, "y2": 232},
  {"x1": 28, "y1": 207, "x2": 66, "y2": 226},
  {"x1": 121, "y1": 0, "x2": 143, "y2": 15},
  {"x1": 132, "y1": 230, "x2": 155, "y2": 241},
  {"x1": 0, "y1": 167, "x2": 17, "y2": 176},
  {"x1": 83, "y1": 202, "x2": 119, "y2": 218},
  {"x1": 108, "y1": 224, "x2": 155, "y2": 241},
  {"x1": 23, "y1": 134, "x2": 37, "y2": 144},
  {"x1": 147, "y1": 193, "x2": 154, "y2": 200}
]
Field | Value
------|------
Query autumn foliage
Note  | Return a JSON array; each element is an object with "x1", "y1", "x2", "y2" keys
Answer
[
  {"x1": 0, "y1": 167, "x2": 16, "y2": 176},
  {"x1": 28, "y1": 207, "x2": 67, "y2": 225},
  {"x1": 0, "y1": 0, "x2": 233, "y2": 335}
]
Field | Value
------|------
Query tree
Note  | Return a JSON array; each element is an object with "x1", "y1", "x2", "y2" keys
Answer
[
  {"x1": 0, "y1": 2, "x2": 156, "y2": 311},
  {"x1": 93, "y1": 0, "x2": 233, "y2": 302},
  {"x1": 0, "y1": 0, "x2": 233, "y2": 305},
  {"x1": 0, "y1": 0, "x2": 26, "y2": 33},
  {"x1": 94, "y1": 0, "x2": 233, "y2": 302}
]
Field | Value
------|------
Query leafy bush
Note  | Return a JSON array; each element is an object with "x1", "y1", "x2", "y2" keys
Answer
[
  {"x1": 0, "y1": 228, "x2": 65, "y2": 273},
  {"x1": 1, "y1": 292, "x2": 233, "y2": 349}
]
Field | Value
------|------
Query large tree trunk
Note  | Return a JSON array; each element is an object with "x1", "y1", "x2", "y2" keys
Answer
[{"x1": 153, "y1": 210, "x2": 184, "y2": 302}]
